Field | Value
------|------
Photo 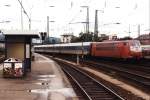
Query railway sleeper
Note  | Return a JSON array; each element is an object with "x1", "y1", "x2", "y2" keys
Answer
[
  {"x1": 85, "y1": 88, "x2": 106, "y2": 91},
  {"x1": 91, "y1": 97, "x2": 115, "y2": 100}
]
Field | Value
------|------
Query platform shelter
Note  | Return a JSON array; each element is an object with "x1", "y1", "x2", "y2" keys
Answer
[{"x1": 3, "y1": 30, "x2": 39, "y2": 73}]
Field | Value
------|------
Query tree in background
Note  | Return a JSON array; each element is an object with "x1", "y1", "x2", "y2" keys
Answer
[
  {"x1": 118, "y1": 36, "x2": 133, "y2": 40},
  {"x1": 71, "y1": 32, "x2": 110, "y2": 42},
  {"x1": 79, "y1": 32, "x2": 93, "y2": 42},
  {"x1": 71, "y1": 35, "x2": 80, "y2": 43}
]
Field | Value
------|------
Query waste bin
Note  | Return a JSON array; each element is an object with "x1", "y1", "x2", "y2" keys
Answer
[{"x1": 3, "y1": 58, "x2": 24, "y2": 78}]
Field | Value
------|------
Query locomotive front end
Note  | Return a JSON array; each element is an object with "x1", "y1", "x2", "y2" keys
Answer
[{"x1": 129, "y1": 40, "x2": 142, "y2": 58}]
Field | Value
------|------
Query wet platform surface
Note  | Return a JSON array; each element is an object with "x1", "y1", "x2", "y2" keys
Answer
[{"x1": 0, "y1": 53, "x2": 77, "y2": 100}]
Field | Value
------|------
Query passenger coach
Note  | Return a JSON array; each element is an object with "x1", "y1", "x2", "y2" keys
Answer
[{"x1": 34, "y1": 42, "x2": 91, "y2": 55}]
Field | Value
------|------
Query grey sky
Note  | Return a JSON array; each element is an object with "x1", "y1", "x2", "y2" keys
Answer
[{"x1": 0, "y1": 0, "x2": 149, "y2": 38}]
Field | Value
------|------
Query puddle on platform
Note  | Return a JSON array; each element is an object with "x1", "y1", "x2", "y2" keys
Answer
[
  {"x1": 27, "y1": 88, "x2": 76, "y2": 98},
  {"x1": 27, "y1": 89, "x2": 49, "y2": 100},
  {"x1": 34, "y1": 75, "x2": 53, "y2": 86},
  {"x1": 38, "y1": 75, "x2": 56, "y2": 78},
  {"x1": 37, "y1": 78, "x2": 50, "y2": 81},
  {"x1": 34, "y1": 82, "x2": 49, "y2": 85},
  {"x1": 27, "y1": 74, "x2": 76, "y2": 99}
]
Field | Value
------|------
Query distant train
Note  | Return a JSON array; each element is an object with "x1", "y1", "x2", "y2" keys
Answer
[
  {"x1": 34, "y1": 40, "x2": 142, "y2": 59},
  {"x1": 141, "y1": 45, "x2": 150, "y2": 58}
]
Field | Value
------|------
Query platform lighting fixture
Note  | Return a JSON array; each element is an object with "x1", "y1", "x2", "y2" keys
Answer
[
  {"x1": 115, "y1": 22, "x2": 121, "y2": 24},
  {"x1": 115, "y1": 7, "x2": 120, "y2": 8},
  {"x1": 80, "y1": 6, "x2": 88, "y2": 8},
  {"x1": 69, "y1": 22, "x2": 87, "y2": 24},
  {"x1": 49, "y1": 21, "x2": 55, "y2": 23},
  {"x1": 49, "y1": 6, "x2": 55, "y2": 7},
  {"x1": 103, "y1": 22, "x2": 121, "y2": 26},
  {"x1": 4, "y1": 4, "x2": 11, "y2": 7},
  {"x1": 0, "y1": 20, "x2": 11, "y2": 23}
]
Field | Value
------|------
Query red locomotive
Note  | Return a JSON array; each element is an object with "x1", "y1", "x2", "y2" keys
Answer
[{"x1": 91, "y1": 40, "x2": 142, "y2": 59}]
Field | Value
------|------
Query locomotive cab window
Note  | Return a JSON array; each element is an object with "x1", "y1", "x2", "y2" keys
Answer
[{"x1": 135, "y1": 41, "x2": 141, "y2": 46}]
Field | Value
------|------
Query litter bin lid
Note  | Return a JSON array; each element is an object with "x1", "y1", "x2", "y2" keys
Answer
[{"x1": 4, "y1": 58, "x2": 22, "y2": 62}]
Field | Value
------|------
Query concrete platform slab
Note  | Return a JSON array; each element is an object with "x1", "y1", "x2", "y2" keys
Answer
[{"x1": 0, "y1": 53, "x2": 77, "y2": 100}]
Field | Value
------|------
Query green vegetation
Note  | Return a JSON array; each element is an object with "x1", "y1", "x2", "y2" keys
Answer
[{"x1": 71, "y1": 32, "x2": 109, "y2": 42}]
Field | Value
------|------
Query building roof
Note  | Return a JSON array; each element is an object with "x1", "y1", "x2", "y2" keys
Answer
[{"x1": 2, "y1": 30, "x2": 40, "y2": 38}]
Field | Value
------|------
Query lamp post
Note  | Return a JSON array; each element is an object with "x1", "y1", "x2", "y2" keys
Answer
[
  {"x1": 47, "y1": 16, "x2": 49, "y2": 38},
  {"x1": 49, "y1": 20, "x2": 55, "y2": 37},
  {"x1": 80, "y1": 6, "x2": 89, "y2": 34},
  {"x1": 48, "y1": 5, "x2": 55, "y2": 56},
  {"x1": 138, "y1": 24, "x2": 140, "y2": 38},
  {"x1": 46, "y1": 17, "x2": 55, "y2": 42},
  {"x1": 29, "y1": 5, "x2": 33, "y2": 30},
  {"x1": 93, "y1": 10, "x2": 104, "y2": 41},
  {"x1": 47, "y1": 6, "x2": 55, "y2": 38}
]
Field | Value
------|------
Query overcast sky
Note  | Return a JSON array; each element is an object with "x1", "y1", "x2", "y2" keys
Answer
[{"x1": 0, "y1": 0, "x2": 149, "y2": 38}]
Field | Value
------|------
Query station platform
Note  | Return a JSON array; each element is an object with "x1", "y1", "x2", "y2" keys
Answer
[{"x1": 0, "y1": 53, "x2": 77, "y2": 100}]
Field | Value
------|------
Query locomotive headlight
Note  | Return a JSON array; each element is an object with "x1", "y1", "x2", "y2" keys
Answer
[{"x1": 130, "y1": 46, "x2": 142, "y2": 52}]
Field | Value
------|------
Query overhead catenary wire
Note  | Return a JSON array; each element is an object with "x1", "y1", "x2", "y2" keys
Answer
[
  {"x1": 17, "y1": 0, "x2": 31, "y2": 30},
  {"x1": 17, "y1": 0, "x2": 30, "y2": 20}
]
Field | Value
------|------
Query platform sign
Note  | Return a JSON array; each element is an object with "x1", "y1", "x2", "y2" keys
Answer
[
  {"x1": 14, "y1": 63, "x2": 23, "y2": 77},
  {"x1": 3, "y1": 63, "x2": 13, "y2": 77},
  {"x1": 26, "y1": 44, "x2": 30, "y2": 58},
  {"x1": 15, "y1": 63, "x2": 22, "y2": 68},
  {"x1": 4, "y1": 63, "x2": 11, "y2": 68}
]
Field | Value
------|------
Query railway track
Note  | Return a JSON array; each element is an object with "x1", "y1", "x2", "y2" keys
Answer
[
  {"x1": 82, "y1": 60, "x2": 150, "y2": 88},
  {"x1": 48, "y1": 54, "x2": 150, "y2": 91},
  {"x1": 55, "y1": 59, "x2": 124, "y2": 100},
  {"x1": 53, "y1": 54, "x2": 150, "y2": 77},
  {"x1": 87, "y1": 57, "x2": 150, "y2": 74},
  {"x1": 125, "y1": 58, "x2": 150, "y2": 67}
]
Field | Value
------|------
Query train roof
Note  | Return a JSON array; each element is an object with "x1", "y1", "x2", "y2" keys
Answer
[
  {"x1": 3, "y1": 30, "x2": 39, "y2": 38},
  {"x1": 92, "y1": 40, "x2": 140, "y2": 44},
  {"x1": 34, "y1": 40, "x2": 140, "y2": 48},
  {"x1": 34, "y1": 42, "x2": 92, "y2": 47}
]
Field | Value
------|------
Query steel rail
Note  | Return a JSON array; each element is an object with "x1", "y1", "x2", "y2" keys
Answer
[
  {"x1": 56, "y1": 60, "x2": 124, "y2": 100},
  {"x1": 83, "y1": 61, "x2": 150, "y2": 87}
]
